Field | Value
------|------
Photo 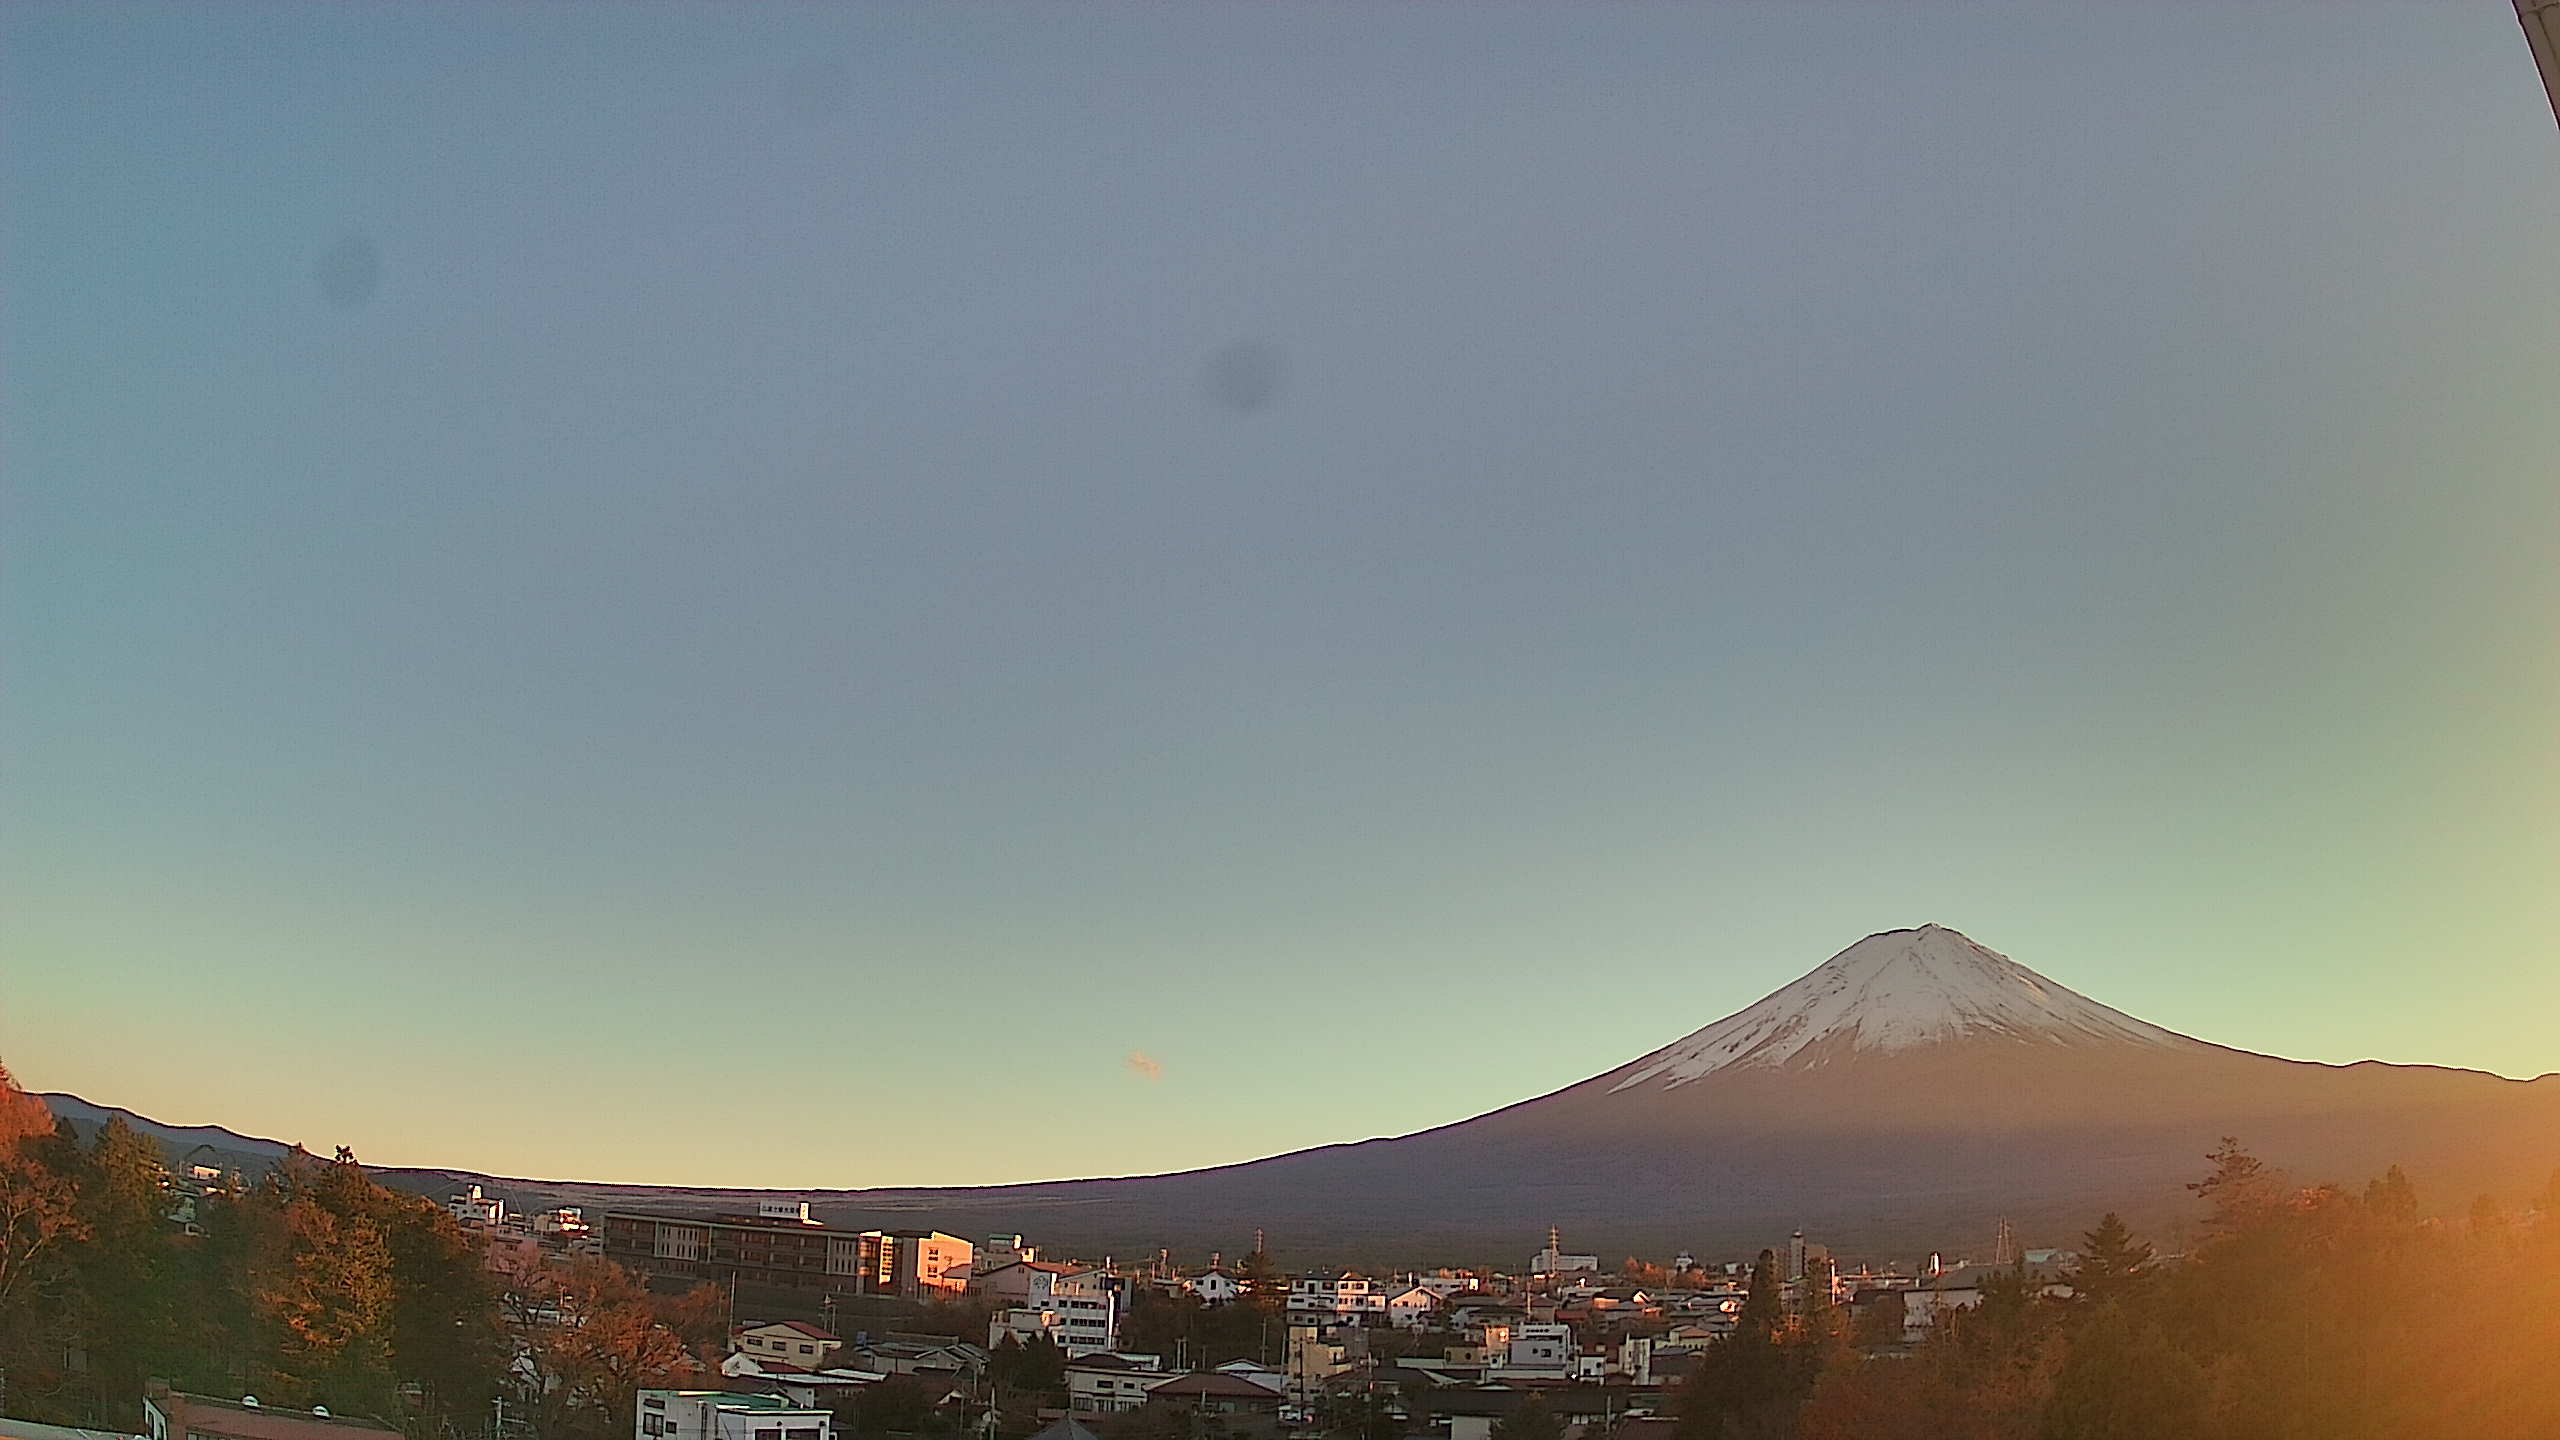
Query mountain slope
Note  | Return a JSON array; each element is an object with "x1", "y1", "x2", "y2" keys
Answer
[
  {"x1": 41, "y1": 927, "x2": 2560, "y2": 1263},
  {"x1": 42, "y1": 1093, "x2": 296, "y2": 1167},
  {"x1": 1604, "y1": 925, "x2": 2205, "y2": 1087}
]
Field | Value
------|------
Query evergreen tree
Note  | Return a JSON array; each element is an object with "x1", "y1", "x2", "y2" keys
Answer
[
  {"x1": 1237, "y1": 1247, "x2": 1284, "y2": 1315},
  {"x1": 76, "y1": 1118, "x2": 180, "y2": 1406},
  {"x1": 2061, "y1": 1215, "x2": 2152, "y2": 1308},
  {"x1": 2187, "y1": 1137, "x2": 2284, "y2": 1233},
  {"x1": 2363, "y1": 1164, "x2": 2419, "y2": 1224},
  {"x1": 2468, "y1": 1192, "x2": 2511, "y2": 1239},
  {"x1": 2040, "y1": 1307, "x2": 2205, "y2": 1439},
  {"x1": 1736, "y1": 1249, "x2": 1781, "y2": 1343},
  {"x1": 1679, "y1": 1251, "x2": 1807, "y2": 1440}
]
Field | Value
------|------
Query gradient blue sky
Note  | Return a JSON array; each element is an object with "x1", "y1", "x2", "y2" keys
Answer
[{"x1": 6, "y1": 4, "x2": 2558, "y2": 1188}]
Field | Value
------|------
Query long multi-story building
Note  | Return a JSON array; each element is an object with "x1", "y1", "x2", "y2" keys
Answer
[{"x1": 602, "y1": 1203, "x2": 972, "y2": 1299}]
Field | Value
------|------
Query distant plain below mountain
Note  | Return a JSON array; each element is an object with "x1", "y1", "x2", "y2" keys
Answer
[{"x1": 48, "y1": 926, "x2": 2560, "y2": 1265}]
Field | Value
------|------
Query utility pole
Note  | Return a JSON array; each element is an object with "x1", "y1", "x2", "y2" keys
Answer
[{"x1": 2521, "y1": 0, "x2": 2560, "y2": 129}]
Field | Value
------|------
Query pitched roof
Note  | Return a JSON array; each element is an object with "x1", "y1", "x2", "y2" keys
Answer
[
  {"x1": 745, "y1": 1320, "x2": 841, "y2": 1342},
  {"x1": 0, "y1": 1422, "x2": 150, "y2": 1440},
  {"x1": 1144, "y1": 1373, "x2": 1286, "y2": 1401},
  {"x1": 1025, "y1": 1422, "x2": 1103, "y2": 1440}
]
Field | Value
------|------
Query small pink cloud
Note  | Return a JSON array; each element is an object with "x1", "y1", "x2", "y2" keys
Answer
[{"x1": 1125, "y1": 1050, "x2": 1164, "y2": 1083}]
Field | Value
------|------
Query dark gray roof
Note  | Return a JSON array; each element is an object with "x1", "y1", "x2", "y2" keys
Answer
[{"x1": 1025, "y1": 1421, "x2": 1103, "y2": 1440}]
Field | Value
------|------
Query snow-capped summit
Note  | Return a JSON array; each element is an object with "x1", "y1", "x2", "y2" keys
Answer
[{"x1": 1607, "y1": 925, "x2": 2201, "y2": 1090}]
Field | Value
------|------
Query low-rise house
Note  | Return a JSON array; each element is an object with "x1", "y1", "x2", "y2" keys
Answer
[
  {"x1": 144, "y1": 1391, "x2": 401, "y2": 1440},
  {"x1": 1428, "y1": 1384, "x2": 1646, "y2": 1440},
  {"x1": 1444, "y1": 1299, "x2": 1529, "y2": 1332},
  {"x1": 1211, "y1": 1360, "x2": 1288, "y2": 1395},
  {"x1": 856, "y1": 1338, "x2": 990, "y2": 1381},
  {"x1": 734, "y1": 1320, "x2": 844, "y2": 1372},
  {"x1": 1284, "y1": 1335, "x2": 1350, "y2": 1400},
  {"x1": 1409, "y1": 1273, "x2": 1483, "y2": 1298},
  {"x1": 1022, "y1": 1419, "x2": 1101, "y2": 1440},
  {"x1": 1064, "y1": 1353, "x2": 1172, "y2": 1413},
  {"x1": 1186, "y1": 1269, "x2": 1242, "y2": 1305},
  {"x1": 1488, "y1": 1323, "x2": 1575, "y2": 1381},
  {"x1": 1140, "y1": 1374, "x2": 1285, "y2": 1439},
  {"x1": 1380, "y1": 1282, "x2": 1442, "y2": 1330},
  {"x1": 769, "y1": 1371, "x2": 890, "y2": 1426},
  {"x1": 1901, "y1": 1264, "x2": 2071, "y2": 1343},
  {"x1": 636, "y1": 1391, "x2": 831, "y2": 1440}
]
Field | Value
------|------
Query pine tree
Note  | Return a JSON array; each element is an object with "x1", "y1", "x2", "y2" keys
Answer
[
  {"x1": 2062, "y1": 1214, "x2": 2153, "y2": 1307},
  {"x1": 1736, "y1": 1248, "x2": 1782, "y2": 1343},
  {"x1": 1679, "y1": 1251, "x2": 1802, "y2": 1440},
  {"x1": 1796, "y1": 1255, "x2": 1840, "y2": 1340},
  {"x1": 2468, "y1": 1193, "x2": 2511, "y2": 1239},
  {"x1": 2362, "y1": 1164, "x2": 2419, "y2": 1224},
  {"x1": 2187, "y1": 1137, "x2": 2284, "y2": 1233},
  {"x1": 77, "y1": 1118, "x2": 180, "y2": 1404},
  {"x1": 2041, "y1": 1307, "x2": 2205, "y2": 1439}
]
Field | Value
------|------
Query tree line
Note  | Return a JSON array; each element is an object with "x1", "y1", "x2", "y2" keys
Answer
[
  {"x1": 1677, "y1": 1139, "x2": 2560, "y2": 1440},
  {"x1": 0, "y1": 1062, "x2": 723, "y2": 1440}
]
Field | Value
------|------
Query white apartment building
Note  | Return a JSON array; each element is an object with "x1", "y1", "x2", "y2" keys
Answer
[
  {"x1": 637, "y1": 1392, "x2": 830, "y2": 1440},
  {"x1": 1286, "y1": 1274, "x2": 1383, "y2": 1325},
  {"x1": 448, "y1": 1184, "x2": 505, "y2": 1228},
  {"x1": 1489, "y1": 1323, "x2": 1575, "y2": 1380},
  {"x1": 987, "y1": 1265, "x2": 1120, "y2": 1356}
]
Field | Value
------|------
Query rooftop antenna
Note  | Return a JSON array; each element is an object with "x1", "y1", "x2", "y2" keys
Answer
[{"x1": 1993, "y1": 1219, "x2": 2018, "y2": 1268}]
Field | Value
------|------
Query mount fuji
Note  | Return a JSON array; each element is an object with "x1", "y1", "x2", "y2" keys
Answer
[
  {"x1": 46, "y1": 925, "x2": 2560, "y2": 1262},
  {"x1": 1605, "y1": 925, "x2": 2203, "y2": 1085}
]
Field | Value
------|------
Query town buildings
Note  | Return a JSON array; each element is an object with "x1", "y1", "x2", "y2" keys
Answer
[
  {"x1": 600, "y1": 1207, "x2": 972, "y2": 1299},
  {"x1": 984, "y1": 1261, "x2": 1121, "y2": 1355}
]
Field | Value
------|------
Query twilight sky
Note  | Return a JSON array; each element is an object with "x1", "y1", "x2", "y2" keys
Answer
[{"x1": 6, "y1": 3, "x2": 2558, "y2": 1190}]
